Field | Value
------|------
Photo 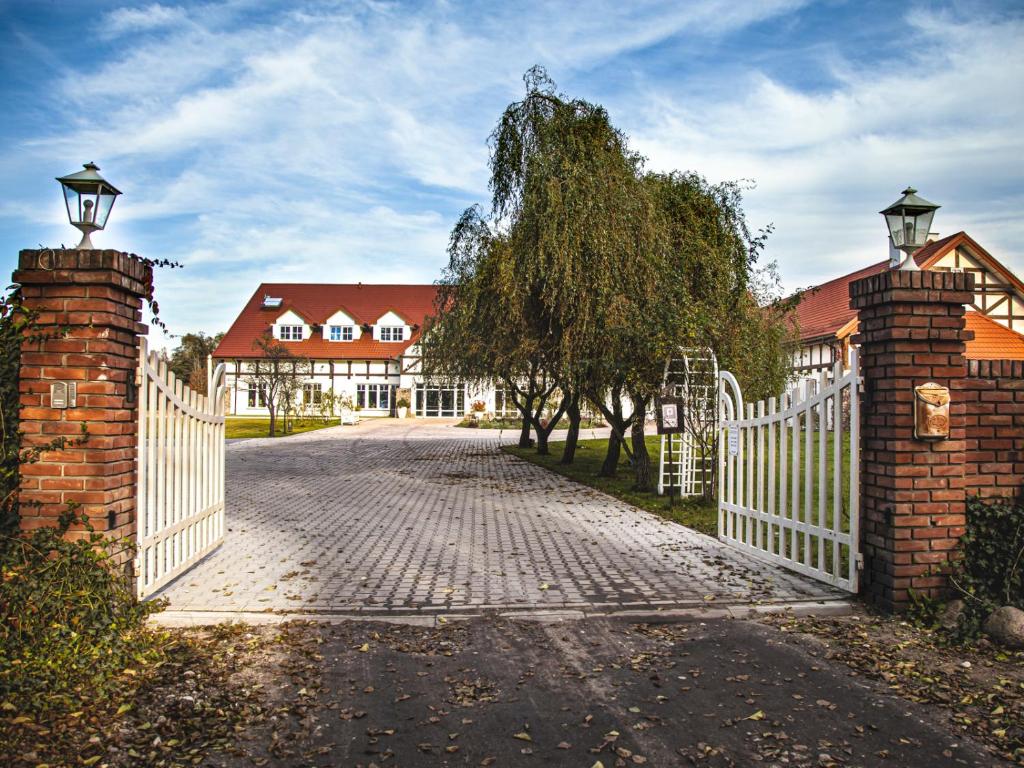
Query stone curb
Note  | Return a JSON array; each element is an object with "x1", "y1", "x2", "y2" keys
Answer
[{"x1": 151, "y1": 599, "x2": 854, "y2": 628}]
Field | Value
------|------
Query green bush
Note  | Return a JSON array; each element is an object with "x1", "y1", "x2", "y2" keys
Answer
[
  {"x1": 951, "y1": 496, "x2": 1024, "y2": 635},
  {"x1": 0, "y1": 507, "x2": 166, "y2": 714}
]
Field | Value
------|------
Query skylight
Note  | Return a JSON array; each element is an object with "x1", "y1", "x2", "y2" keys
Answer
[{"x1": 262, "y1": 295, "x2": 282, "y2": 308}]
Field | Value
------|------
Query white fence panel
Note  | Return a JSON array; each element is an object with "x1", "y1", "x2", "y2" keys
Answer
[
  {"x1": 719, "y1": 351, "x2": 860, "y2": 592},
  {"x1": 135, "y1": 337, "x2": 226, "y2": 598}
]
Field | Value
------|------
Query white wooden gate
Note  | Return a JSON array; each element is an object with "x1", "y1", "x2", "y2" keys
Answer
[
  {"x1": 135, "y1": 338, "x2": 227, "y2": 598},
  {"x1": 718, "y1": 352, "x2": 861, "y2": 592}
]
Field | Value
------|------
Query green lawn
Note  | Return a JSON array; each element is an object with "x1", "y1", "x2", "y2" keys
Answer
[
  {"x1": 456, "y1": 416, "x2": 605, "y2": 430},
  {"x1": 504, "y1": 436, "x2": 718, "y2": 535},
  {"x1": 224, "y1": 417, "x2": 338, "y2": 439}
]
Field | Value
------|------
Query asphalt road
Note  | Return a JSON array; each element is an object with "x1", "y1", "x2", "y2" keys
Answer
[{"x1": 218, "y1": 613, "x2": 1005, "y2": 768}]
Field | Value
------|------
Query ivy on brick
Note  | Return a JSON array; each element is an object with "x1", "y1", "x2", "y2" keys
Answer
[{"x1": 950, "y1": 496, "x2": 1024, "y2": 637}]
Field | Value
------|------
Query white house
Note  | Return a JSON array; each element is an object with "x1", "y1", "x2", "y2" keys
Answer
[{"x1": 213, "y1": 283, "x2": 512, "y2": 418}]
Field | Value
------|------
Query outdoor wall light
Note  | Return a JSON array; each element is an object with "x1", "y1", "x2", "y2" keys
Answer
[
  {"x1": 880, "y1": 186, "x2": 940, "y2": 270},
  {"x1": 56, "y1": 162, "x2": 122, "y2": 249}
]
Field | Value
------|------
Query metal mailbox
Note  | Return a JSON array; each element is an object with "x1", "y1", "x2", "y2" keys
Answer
[{"x1": 914, "y1": 382, "x2": 950, "y2": 440}]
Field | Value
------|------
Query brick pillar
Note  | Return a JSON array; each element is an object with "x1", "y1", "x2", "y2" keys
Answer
[
  {"x1": 14, "y1": 249, "x2": 151, "y2": 557},
  {"x1": 850, "y1": 269, "x2": 975, "y2": 610}
]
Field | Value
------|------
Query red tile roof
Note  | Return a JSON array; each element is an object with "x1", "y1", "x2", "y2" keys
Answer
[
  {"x1": 964, "y1": 312, "x2": 1024, "y2": 360},
  {"x1": 794, "y1": 260, "x2": 888, "y2": 341},
  {"x1": 213, "y1": 283, "x2": 440, "y2": 359},
  {"x1": 795, "y1": 233, "x2": 962, "y2": 341}
]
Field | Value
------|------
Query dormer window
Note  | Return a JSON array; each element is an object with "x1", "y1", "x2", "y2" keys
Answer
[
  {"x1": 380, "y1": 326, "x2": 405, "y2": 342},
  {"x1": 329, "y1": 325, "x2": 354, "y2": 342},
  {"x1": 279, "y1": 325, "x2": 304, "y2": 341}
]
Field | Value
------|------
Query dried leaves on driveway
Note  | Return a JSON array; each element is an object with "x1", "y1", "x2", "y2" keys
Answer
[
  {"x1": 763, "y1": 611, "x2": 1023, "y2": 765},
  {"x1": 4, "y1": 612, "x2": 1019, "y2": 767}
]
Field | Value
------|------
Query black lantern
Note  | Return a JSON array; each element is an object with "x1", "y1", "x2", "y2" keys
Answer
[
  {"x1": 880, "y1": 187, "x2": 939, "y2": 269},
  {"x1": 56, "y1": 162, "x2": 122, "y2": 249}
]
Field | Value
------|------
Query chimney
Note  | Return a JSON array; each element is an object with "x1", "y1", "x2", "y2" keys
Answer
[{"x1": 888, "y1": 239, "x2": 902, "y2": 269}]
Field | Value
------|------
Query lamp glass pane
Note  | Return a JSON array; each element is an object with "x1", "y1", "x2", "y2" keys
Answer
[
  {"x1": 94, "y1": 192, "x2": 116, "y2": 229},
  {"x1": 63, "y1": 184, "x2": 81, "y2": 224},
  {"x1": 885, "y1": 212, "x2": 906, "y2": 246},
  {"x1": 913, "y1": 209, "x2": 935, "y2": 245}
]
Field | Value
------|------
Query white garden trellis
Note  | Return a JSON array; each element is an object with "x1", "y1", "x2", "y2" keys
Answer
[
  {"x1": 135, "y1": 337, "x2": 227, "y2": 598},
  {"x1": 658, "y1": 347, "x2": 718, "y2": 498},
  {"x1": 718, "y1": 352, "x2": 861, "y2": 592}
]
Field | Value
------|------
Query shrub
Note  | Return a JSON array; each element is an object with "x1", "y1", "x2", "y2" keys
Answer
[
  {"x1": 949, "y1": 496, "x2": 1024, "y2": 637},
  {"x1": 0, "y1": 507, "x2": 166, "y2": 714},
  {"x1": 397, "y1": 397, "x2": 411, "y2": 408}
]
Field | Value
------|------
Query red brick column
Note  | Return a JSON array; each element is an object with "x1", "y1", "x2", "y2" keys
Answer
[
  {"x1": 850, "y1": 269, "x2": 975, "y2": 610},
  {"x1": 14, "y1": 249, "x2": 151, "y2": 556}
]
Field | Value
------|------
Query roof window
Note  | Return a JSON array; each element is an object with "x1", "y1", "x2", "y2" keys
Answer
[{"x1": 262, "y1": 295, "x2": 282, "y2": 308}]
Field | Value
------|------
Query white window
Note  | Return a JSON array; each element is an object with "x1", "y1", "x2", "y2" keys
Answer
[
  {"x1": 279, "y1": 325, "x2": 304, "y2": 340},
  {"x1": 247, "y1": 383, "x2": 268, "y2": 408},
  {"x1": 329, "y1": 325, "x2": 354, "y2": 341},
  {"x1": 380, "y1": 326, "x2": 404, "y2": 342},
  {"x1": 356, "y1": 384, "x2": 391, "y2": 410},
  {"x1": 302, "y1": 382, "x2": 322, "y2": 406}
]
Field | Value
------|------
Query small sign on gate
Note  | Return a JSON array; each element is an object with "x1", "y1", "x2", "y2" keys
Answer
[
  {"x1": 727, "y1": 426, "x2": 739, "y2": 456},
  {"x1": 655, "y1": 396, "x2": 685, "y2": 435}
]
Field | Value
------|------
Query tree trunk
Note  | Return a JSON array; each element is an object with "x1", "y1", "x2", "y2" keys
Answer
[
  {"x1": 518, "y1": 396, "x2": 535, "y2": 448},
  {"x1": 597, "y1": 388, "x2": 627, "y2": 477},
  {"x1": 630, "y1": 392, "x2": 652, "y2": 491},
  {"x1": 536, "y1": 428, "x2": 550, "y2": 455},
  {"x1": 268, "y1": 406, "x2": 277, "y2": 437},
  {"x1": 560, "y1": 398, "x2": 582, "y2": 465},
  {"x1": 533, "y1": 394, "x2": 568, "y2": 456}
]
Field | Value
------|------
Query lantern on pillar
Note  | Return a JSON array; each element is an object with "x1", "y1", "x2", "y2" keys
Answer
[
  {"x1": 880, "y1": 187, "x2": 940, "y2": 270},
  {"x1": 56, "y1": 162, "x2": 122, "y2": 249}
]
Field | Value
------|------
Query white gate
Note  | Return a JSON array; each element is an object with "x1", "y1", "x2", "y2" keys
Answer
[
  {"x1": 135, "y1": 338, "x2": 227, "y2": 598},
  {"x1": 718, "y1": 351, "x2": 861, "y2": 592},
  {"x1": 658, "y1": 348, "x2": 718, "y2": 497}
]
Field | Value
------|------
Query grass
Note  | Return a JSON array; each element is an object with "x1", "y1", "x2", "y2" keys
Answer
[
  {"x1": 224, "y1": 417, "x2": 339, "y2": 439},
  {"x1": 456, "y1": 416, "x2": 606, "y2": 430},
  {"x1": 504, "y1": 435, "x2": 718, "y2": 535}
]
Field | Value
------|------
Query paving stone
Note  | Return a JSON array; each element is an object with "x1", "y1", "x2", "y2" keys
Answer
[{"x1": 158, "y1": 419, "x2": 846, "y2": 613}]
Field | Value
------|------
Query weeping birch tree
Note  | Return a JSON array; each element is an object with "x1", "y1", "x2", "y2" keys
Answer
[
  {"x1": 489, "y1": 67, "x2": 670, "y2": 467},
  {"x1": 424, "y1": 67, "x2": 794, "y2": 490}
]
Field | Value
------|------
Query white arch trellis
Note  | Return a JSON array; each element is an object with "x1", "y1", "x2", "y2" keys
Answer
[{"x1": 658, "y1": 347, "x2": 719, "y2": 498}]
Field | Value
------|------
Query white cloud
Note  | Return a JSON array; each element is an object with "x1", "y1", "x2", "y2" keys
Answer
[
  {"x1": 5, "y1": 0, "x2": 1021, "y2": 337},
  {"x1": 628, "y1": 12, "x2": 1024, "y2": 291},
  {"x1": 104, "y1": 3, "x2": 190, "y2": 36}
]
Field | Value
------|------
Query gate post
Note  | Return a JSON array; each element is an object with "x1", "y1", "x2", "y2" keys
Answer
[
  {"x1": 14, "y1": 249, "x2": 151, "y2": 564},
  {"x1": 850, "y1": 269, "x2": 975, "y2": 610}
]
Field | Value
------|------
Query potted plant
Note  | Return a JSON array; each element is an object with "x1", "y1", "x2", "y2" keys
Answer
[{"x1": 397, "y1": 396, "x2": 410, "y2": 418}]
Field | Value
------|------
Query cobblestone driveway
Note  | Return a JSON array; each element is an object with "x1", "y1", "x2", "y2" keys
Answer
[{"x1": 160, "y1": 421, "x2": 844, "y2": 615}]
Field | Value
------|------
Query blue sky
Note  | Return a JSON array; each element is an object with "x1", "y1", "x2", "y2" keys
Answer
[{"x1": 1, "y1": 0, "x2": 1022, "y2": 342}]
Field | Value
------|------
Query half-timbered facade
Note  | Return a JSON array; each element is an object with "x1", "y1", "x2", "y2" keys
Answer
[
  {"x1": 213, "y1": 283, "x2": 501, "y2": 418},
  {"x1": 793, "y1": 231, "x2": 1024, "y2": 374}
]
